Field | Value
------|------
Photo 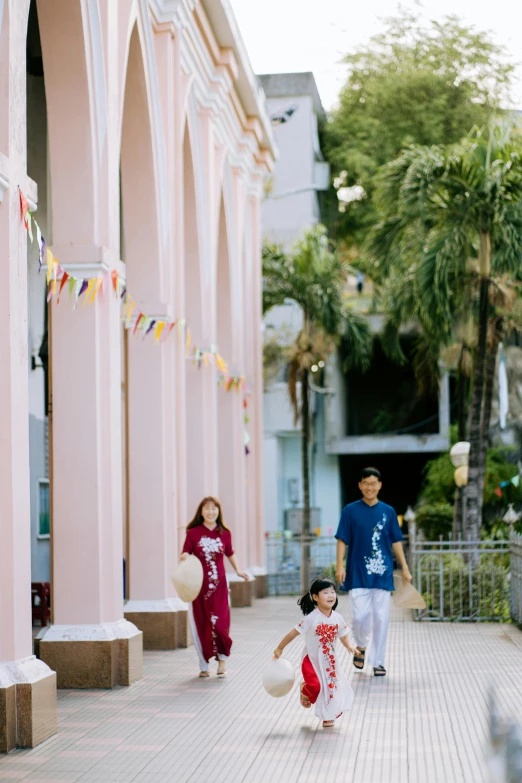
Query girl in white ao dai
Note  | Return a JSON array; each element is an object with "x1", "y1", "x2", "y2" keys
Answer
[{"x1": 274, "y1": 577, "x2": 358, "y2": 727}]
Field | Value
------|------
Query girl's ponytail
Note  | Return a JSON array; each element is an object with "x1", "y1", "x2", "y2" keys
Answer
[
  {"x1": 297, "y1": 591, "x2": 316, "y2": 616},
  {"x1": 297, "y1": 576, "x2": 338, "y2": 615}
]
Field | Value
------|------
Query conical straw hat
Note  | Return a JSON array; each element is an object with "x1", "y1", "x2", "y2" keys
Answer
[
  {"x1": 262, "y1": 657, "x2": 295, "y2": 698},
  {"x1": 171, "y1": 555, "x2": 204, "y2": 602},
  {"x1": 393, "y1": 573, "x2": 426, "y2": 610}
]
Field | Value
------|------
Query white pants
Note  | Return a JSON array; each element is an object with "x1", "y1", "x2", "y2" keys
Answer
[
  {"x1": 188, "y1": 605, "x2": 228, "y2": 672},
  {"x1": 350, "y1": 588, "x2": 391, "y2": 668}
]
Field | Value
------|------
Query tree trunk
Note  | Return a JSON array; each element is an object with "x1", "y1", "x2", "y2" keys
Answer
[
  {"x1": 453, "y1": 368, "x2": 469, "y2": 538},
  {"x1": 466, "y1": 276, "x2": 490, "y2": 542},
  {"x1": 300, "y1": 369, "x2": 311, "y2": 593},
  {"x1": 478, "y1": 332, "x2": 501, "y2": 504}
]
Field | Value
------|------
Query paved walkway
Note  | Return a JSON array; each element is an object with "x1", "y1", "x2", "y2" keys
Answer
[{"x1": 2, "y1": 596, "x2": 522, "y2": 783}]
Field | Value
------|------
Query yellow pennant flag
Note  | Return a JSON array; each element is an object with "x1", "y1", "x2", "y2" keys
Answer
[
  {"x1": 216, "y1": 354, "x2": 228, "y2": 374},
  {"x1": 154, "y1": 321, "x2": 166, "y2": 342},
  {"x1": 126, "y1": 299, "x2": 135, "y2": 326},
  {"x1": 83, "y1": 278, "x2": 95, "y2": 305},
  {"x1": 185, "y1": 328, "x2": 192, "y2": 357},
  {"x1": 203, "y1": 352, "x2": 209, "y2": 368},
  {"x1": 90, "y1": 277, "x2": 103, "y2": 304},
  {"x1": 46, "y1": 249, "x2": 54, "y2": 284}
]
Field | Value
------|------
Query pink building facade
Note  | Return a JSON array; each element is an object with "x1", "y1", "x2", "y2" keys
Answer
[{"x1": 0, "y1": 0, "x2": 274, "y2": 751}]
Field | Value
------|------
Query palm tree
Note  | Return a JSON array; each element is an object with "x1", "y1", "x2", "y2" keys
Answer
[
  {"x1": 263, "y1": 226, "x2": 372, "y2": 590},
  {"x1": 366, "y1": 121, "x2": 522, "y2": 540}
]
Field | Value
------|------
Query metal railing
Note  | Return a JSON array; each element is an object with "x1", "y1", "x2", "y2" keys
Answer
[
  {"x1": 511, "y1": 531, "x2": 522, "y2": 627},
  {"x1": 265, "y1": 534, "x2": 337, "y2": 595},
  {"x1": 410, "y1": 533, "x2": 511, "y2": 622}
]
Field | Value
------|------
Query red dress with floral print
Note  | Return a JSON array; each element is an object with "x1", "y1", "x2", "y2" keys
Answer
[{"x1": 182, "y1": 525, "x2": 234, "y2": 663}]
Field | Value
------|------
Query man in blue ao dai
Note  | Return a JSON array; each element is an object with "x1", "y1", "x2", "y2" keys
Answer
[{"x1": 335, "y1": 467, "x2": 412, "y2": 676}]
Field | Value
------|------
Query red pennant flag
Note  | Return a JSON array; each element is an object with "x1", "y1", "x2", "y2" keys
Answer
[
  {"x1": 19, "y1": 190, "x2": 29, "y2": 230},
  {"x1": 57, "y1": 271, "x2": 69, "y2": 304},
  {"x1": 132, "y1": 313, "x2": 143, "y2": 336},
  {"x1": 111, "y1": 269, "x2": 118, "y2": 295},
  {"x1": 494, "y1": 487, "x2": 503, "y2": 498}
]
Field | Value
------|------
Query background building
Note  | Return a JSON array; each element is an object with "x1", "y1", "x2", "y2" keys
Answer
[{"x1": 259, "y1": 72, "x2": 339, "y2": 539}]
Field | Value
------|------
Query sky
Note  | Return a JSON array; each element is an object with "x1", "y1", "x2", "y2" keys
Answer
[{"x1": 228, "y1": 0, "x2": 522, "y2": 112}]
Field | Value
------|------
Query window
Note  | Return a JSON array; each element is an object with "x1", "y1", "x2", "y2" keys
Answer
[{"x1": 38, "y1": 478, "x2": 50, "y2": 538}]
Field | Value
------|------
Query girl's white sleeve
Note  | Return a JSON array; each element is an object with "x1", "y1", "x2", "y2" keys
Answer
[
  {"x1": 337, "y1": 614, "x2": 350, "y2": 639},
  {"x1": 295, "y1": 614, "x2": 314, "y2": 634}
]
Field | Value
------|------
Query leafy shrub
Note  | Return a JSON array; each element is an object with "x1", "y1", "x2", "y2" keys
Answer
[{"x1": 415, "y1": 503, "x2": 453, "y2": 539}]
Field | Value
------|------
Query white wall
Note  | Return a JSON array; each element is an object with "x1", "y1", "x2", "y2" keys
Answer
[{"x1": 262, "y1": 94, "x2": 319, "y2": 247}]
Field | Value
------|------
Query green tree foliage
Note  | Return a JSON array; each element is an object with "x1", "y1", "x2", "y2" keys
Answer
[
  {"x1": 325, "y1": 11, "x2": 514, "y2": 246},
  {"x1": 420, "y1": 449, "x2": 522, "y2": 514}
]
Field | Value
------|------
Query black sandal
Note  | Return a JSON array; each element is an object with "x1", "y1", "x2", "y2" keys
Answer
[
  {"x1": 353, "y1": 647, "x2": 366, "y2": 670},
  {"x1": 373, "y1": 666, "x2": 386, "y2": 677}
]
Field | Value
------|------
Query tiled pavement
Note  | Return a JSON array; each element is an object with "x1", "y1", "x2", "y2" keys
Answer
[{"x1": 2, "y1": 596, "x2": 522, "y2": 783}]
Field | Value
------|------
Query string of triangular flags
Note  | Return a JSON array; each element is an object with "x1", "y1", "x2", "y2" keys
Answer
[
  {"x1": 494, "y1": 473, "x2": 520, "y2": 498},
  {"x1": 20, "y1": 189, "x2": 252, "y2": 454}
]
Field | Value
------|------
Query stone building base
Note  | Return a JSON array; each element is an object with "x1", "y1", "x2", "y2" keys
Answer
[
  {"x1": 0, "y1": 657, "x2": 57, "y2": 753},
  {"x1": 229, "y1": 575, "x2": 256, "y2": 607},
  {"x1": 124, "y1": 598, "x2": 190, "y2": 650},
  {"x1": 36, "y1": 619, "x2": 143, "y2": 689},
  {"x1": 250, "y1": 567, "x2": 268, "y2": 599}
]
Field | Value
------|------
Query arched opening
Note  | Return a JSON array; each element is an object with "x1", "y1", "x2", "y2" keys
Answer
[
  {"x1": 183, "y1": 126, "x2": 206, "y2": 518},
  {"x1": 216, "y1": 195, "x2": 236, "y2": 519},
  {"x1": 120, "y1": 22, "x2": 168, "y2": 604},
  {"x1": 215, "y1": 190, "x2": 248, "y2": 566},
  {"x1": 26, "y1": 0, "x2": 52, "y2": 623}
]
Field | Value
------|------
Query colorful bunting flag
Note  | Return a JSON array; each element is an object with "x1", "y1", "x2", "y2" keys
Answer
[{"x1": 18, "y1": 187, "x2": 253, "y2": 445}]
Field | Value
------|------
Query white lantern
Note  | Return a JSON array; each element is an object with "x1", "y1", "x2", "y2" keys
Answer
[
  {"x1": 262, "y1": 657, "x2": 295, "y2": 698},
  {"x1": 450, "y1": 441, "x2": 470, "y2": 468},
  {"x1": 503, "y1": 503, "x2": 521, "y2": 526},
  {"x1": 454, "y1": 465, "x2": 469, "y2": 488},
  {"x1": 171, "y1": 555, "x2": 204, "y2": 603}
]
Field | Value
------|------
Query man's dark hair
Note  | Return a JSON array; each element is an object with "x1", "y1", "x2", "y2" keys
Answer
[{"x1": 360, "y1": 467, "x2": 381, "y2": 482}]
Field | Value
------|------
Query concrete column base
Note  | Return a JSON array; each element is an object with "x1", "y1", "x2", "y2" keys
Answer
[
  {"x1": 250, "y1": 567, "x2": 268, "y2": 598},
  {"x1": 228, "y1": 575, "x2": 256, "y2": 607},
  {"x1": 0, "y1": 657, "x2": 57, "y2": 753},
  {"x1": 36, "y1": 619, "x2": 143, "y2": 689},
  {"x1": 124, "y1": 598, "x2": 191, "y2": 650}
]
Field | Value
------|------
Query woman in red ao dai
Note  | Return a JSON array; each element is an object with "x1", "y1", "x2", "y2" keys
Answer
[{"x1": 181, "y1": 497, "x2": 248, "y2": 677}]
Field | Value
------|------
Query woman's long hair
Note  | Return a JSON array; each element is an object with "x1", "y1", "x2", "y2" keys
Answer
[
  {"x1": 298, "y1": 576, "x2": 338, "y2": 615},
  {"x1": 187, "y1": 496, "x2": 230, "y2": 532}
]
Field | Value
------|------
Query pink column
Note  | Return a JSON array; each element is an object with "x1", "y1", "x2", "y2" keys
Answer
[
  {"x1": 119, "y1": 24, "x2": 184, "y2": 650},
  {"x1": 35, "y1": 0, "x2": 142, "y2": 689},
  {"x1": 0, "y1": 0, "x2": 57, "y2": 751}
]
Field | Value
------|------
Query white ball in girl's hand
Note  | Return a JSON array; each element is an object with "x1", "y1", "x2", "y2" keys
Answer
[{"x1": 262, "y1": 657, "x2": 295, "y2": 697}]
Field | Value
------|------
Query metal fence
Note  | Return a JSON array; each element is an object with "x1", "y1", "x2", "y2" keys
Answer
[
  {"x1": 410, "y1": 533, "x2": 511, "y2": 622},
  {"x1": 511, "y1": 531, "x2": 522, "y2": 627},
  {"x1": 265, "y1": 535, "x2": 337, "y2": 595}
]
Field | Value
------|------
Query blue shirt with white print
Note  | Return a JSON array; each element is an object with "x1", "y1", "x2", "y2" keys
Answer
[{"x1": 335, "y1": 499, "x2": 403, "y2": 591}]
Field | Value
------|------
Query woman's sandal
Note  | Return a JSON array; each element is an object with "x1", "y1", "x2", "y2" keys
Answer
[
  {"x1": 373, "y1": 666, "x2": 386, "y2": 677},
  {"x1": 322, "y1": 720, "x2": 335, "y2": 728},
  {"x1": 300, "y1": 682, "x2": 311, "y2": 708},
  {"x1": 199, "y1": 671, "x2": 210, "y2": 678},
  {"x1": 217, "y1": 664, "x2": 227, "y2": 677},
  {"x1": 353, "y1": 647, "x2": 366, "y2": 671}
]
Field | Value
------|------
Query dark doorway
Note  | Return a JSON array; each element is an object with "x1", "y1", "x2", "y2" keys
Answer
[{"x1": 340, "y1": 452, "x2": 439, "y2": 515}]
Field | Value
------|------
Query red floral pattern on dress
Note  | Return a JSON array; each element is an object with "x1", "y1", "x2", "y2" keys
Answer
[{"x1": 315, "y1": 623, "x2": 338, "y2": 699}]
